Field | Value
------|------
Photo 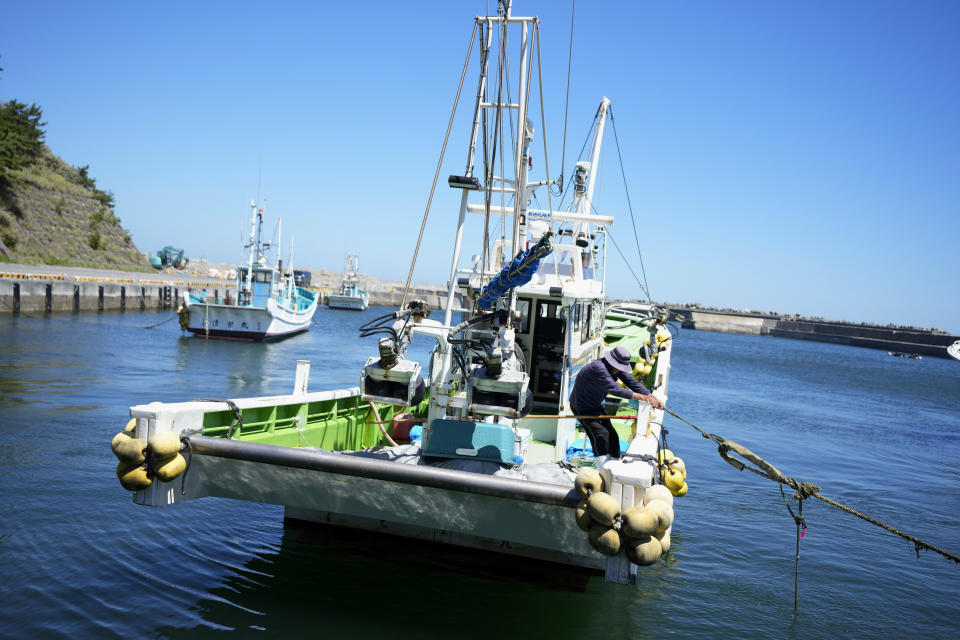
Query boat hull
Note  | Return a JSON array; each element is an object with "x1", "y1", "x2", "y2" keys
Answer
[
  {"x1": 141, "y1": 434, "x2": 601, "y2": 570},
  {"x1": 327, "y1": 293, "x2": 368, "y2": 311},
  {"x1": 184, "y1": 296, "x2": 317, "y2": 340}
]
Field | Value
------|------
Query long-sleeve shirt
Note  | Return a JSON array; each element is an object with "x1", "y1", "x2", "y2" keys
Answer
[{"x1": 569, "y1": 358, "x2": 651, "y2": 411}]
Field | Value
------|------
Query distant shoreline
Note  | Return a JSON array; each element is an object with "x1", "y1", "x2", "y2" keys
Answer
[{"x1": 1, "y1": 260, "x2": 953, "y2": 337}]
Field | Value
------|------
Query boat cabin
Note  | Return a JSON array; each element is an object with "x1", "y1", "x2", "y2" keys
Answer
[{"x1": 237, "y1": 266, "x2": 278, "y2": 307}]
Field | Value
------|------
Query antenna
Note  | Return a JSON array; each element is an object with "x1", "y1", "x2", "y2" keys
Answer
[{"x1": 256, "y1": 158, "x2": 262, "y2": 205}]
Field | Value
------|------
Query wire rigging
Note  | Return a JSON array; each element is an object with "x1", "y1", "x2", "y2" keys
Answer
[
  {"x1": 557, "y1": 0, "x2": 576, "y2": 196},
  {"x1": 399, "y1": 22, "x2": 479, "y2": 312},
  {"x1": 608, "y1": 106, "x2": 651, "y2": 301}
]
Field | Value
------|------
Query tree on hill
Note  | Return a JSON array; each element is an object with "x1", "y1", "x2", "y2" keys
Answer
[{"x1": 0, "y1": 100, "x2": 46, "y2": 181}]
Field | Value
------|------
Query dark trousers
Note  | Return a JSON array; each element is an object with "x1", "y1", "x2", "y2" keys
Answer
[{"x1": 574, "y1": 405, "x2": 621, "y2": 458}]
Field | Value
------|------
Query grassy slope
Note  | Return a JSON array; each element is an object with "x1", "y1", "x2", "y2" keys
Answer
[{"x1": 0, "y1": 146, "x2": 152, "y2": 270}]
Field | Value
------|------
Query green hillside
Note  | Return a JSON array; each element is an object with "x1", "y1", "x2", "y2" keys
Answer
[{"x1": 0, "y1": 100, "x2": 150, "y2": 269}]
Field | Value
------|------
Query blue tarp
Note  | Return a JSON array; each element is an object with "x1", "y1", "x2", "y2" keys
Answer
[
  {"x1": 476, "y1": 234, "x2": 553, "y2": 310},
  {"x1": 565, "y1": 437, "x2": 630, "y2": 461}
]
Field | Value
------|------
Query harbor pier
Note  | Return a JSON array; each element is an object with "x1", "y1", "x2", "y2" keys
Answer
[{"x1": 669, "y1": 307, "x2": 958, "y2": 359}]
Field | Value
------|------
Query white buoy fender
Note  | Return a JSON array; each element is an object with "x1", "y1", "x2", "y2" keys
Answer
[
  {"x1": 642, "y1": 484, "x2": 674, "y2": 506},
  {"x1": 111, "y1": 431, "x2": 131, "y2": 452},
  {"x1": 154, "y1": 453, "x2": 187, "y2": 482},
  {"x1": 148, "y1": 431, "x2": 181, "y2": 460},
  {"x1": 113, "y1": 438, "x2": 147, "y2": 465},
  {"x1": 621, "y1": 506, "x2": 658, "y2": 538},
  {"x1": 575, "y1": 499, "x2": 593, "y2": 532},
  {"x1": 625, "y1": 535, "x2": 662, "y2": 566},
  {"x1": 116, "y1": 462, "x2": 152, "y2": 491},
  {"x1": 588, "y1": 523, "x2": 622, "y2": 556},
  {"x1": 574, "y1": 468, "x2": 604, "y2": 499},
  {"x1": 586, "y1": 492, "x2": 621, "y2": 526},
  {"x1": 647, "y1": 499, "x2": 674, "y2": 534},
  {"x1": 656, "y1": 529, "x2": 671, "y2": 554}
]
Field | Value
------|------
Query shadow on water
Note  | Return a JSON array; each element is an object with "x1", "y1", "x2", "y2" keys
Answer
[{"x1": 152, "y1": 520, "x2": 681, "y2": 640}]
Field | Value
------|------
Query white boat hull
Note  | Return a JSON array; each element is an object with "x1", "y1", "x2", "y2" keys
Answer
[
  {"x1": 170, "y1": 446, "x2": 602, "y2": 570},
  {"x1": 948, "y1": 340, "x2": 960, "y2": 362},
  {"x1": 327, "y1": 293, "x2": 368, "y2": 311},
  {"x1": 184, "y1": 297, "x2": 317, "y2": 340}
]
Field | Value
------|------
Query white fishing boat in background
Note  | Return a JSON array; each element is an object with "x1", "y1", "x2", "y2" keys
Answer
[
  {"x1": 180, "y1": 201, "x2": 318, "y2": 340},
  {"x1": 326, "y1": 254, "x2": 369, "y2": 311},
  {"x1": 948, "y1": 340, "x2": 960, "y2": 362},
  {"x1": 117, "y1": 2, "x2": 683, "y2": 589}
]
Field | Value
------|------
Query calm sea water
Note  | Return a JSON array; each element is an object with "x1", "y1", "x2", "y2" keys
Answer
[{"x1": 1, "y1": 307, "x2": 958, "y2": 639}]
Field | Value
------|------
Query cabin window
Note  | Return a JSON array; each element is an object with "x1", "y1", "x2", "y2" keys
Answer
[
  {"x1": 582, "y1": 303, "x2": 593, "y2": 341},
  {"x1": 516, "y1": 298, "x2": 532, "y2": 334},
  {"x1": 254, "y1": 271, "x2": 271, "y2": 283},
  {"x1": 572, "y1": 303, "x2": 581, "y2": 337}
]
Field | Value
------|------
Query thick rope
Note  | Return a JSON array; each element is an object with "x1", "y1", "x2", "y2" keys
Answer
[
  {"x1": 139, "y1": 312, "x2": 177, "y2": 329},
  {"x1": 664, "y1": 408, "x2": 960, "y2": 565}
]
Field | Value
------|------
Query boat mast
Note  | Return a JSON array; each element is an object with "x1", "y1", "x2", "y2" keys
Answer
[
  {"x1": 443, "y1": 13, "x2": 494, "y2": 327},
  {"x1": 243, "y1": 200, "x2": 258, "y2": 295},
  {"x1": 443, "y1": 1, "x2": 538, "y2": 327},
  {"x1": 508, "y1": 1, "x2": 532, "y2": 320}
]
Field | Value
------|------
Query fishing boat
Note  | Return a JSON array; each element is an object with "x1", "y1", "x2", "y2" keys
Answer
[
  {"x1": 948, "y1": 340, "x2": 960, "y2": 362},
  {"x1": 180, "y1": 201, "x2": 318, "y2": 340},
  {"x1": 116, "y1": 2, "x2": 680, "y2": 588},
  {"x1": 326, "y1": 254, "x2": 369, "y2": 311}
]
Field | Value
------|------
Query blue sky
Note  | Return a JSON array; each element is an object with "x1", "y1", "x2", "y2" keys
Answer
[{"x1": 3, "y1": 1, "x2": 958, "y2": 332}]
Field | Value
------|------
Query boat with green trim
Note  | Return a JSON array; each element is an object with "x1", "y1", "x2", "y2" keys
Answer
[{"x1": 117, "y1": 2, "x2": 682, "y2": 587}]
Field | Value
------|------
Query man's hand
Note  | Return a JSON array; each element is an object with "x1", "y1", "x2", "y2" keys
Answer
[{"x1": 633, "y1": 392, "x2": 664, "y2": 410}]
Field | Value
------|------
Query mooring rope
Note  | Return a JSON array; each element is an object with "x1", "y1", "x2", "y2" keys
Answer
[
  {"x1": 139, "y1": 312, "x2": 177, "y2": 329},
  {"x1": 663, "y1": 408, "x2": 960, "y2": 565}
]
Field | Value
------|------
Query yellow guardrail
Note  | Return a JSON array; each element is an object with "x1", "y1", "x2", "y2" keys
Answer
[
  {"x1": 73, "y1": 276, "x2": 136, "y2": 283},
  {"x1": 1, "y1": 272, "x2": 67, "y2": 281},
  {"x1": 138, "y1": 279, "x2": 186, "y2": 285}
]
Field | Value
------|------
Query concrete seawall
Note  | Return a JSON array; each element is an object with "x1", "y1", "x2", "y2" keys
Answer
[
  {"x1": 2, "y1": 268, "x2": 452, "y2": 314},
  {"x1": 1, "y1": 276, "x2": 237, "y2": 313},
  {"x1": 670, "y1": 307, "x2": 958, "y2": 359}
]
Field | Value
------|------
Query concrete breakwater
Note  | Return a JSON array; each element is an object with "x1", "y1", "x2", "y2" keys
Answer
[
  {"x1": 1, "y1": 267, "x2": 451, "y2": 314},
  {"x1": 669, "y1": 307, "x2": 958, "y2": 359},
  {"x1": 1, "y1": 273, "x2": 229, "y2": 313}
]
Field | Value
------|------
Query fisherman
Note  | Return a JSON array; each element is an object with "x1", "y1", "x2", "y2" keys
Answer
[{"x1": 569, "y1": 346, "x2": 664, "y2": 468}]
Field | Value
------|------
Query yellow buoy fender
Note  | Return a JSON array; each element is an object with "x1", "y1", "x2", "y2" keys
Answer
[
  {"x1": 123, "y1": 418, "x2": 137, "y2": 436},
  {"x1": 642, "y1": 484, "x2": 674, "y2": 506},
  {"x1": 625, "y1": 535, "x2": 662, "y2": 566},
  {"x1": 116, "y1": 462, "x2": 152, "y2": 491},
  {"x1": 588, "y1": 523, "x2": 622, "y2": 556},
  {"x1": 111, "y1": 431, "x2": 131, "y2": 452},
  {"x1": 154, "y1": 453, "x2": 186, "y2": 482},
  {"x1": 647, "y1": 499, "x2": 674, "y2": 534},
  {"x1": 113, "y1": 438, "x2": 147, "y2": 465},
  {"x1": 575, "y1": 499, "x2": 593, "y2": 532},
  {"x1": 668, "y1": 456, "x2": 686, "y2": 477},
  {"x1": 656, "y1": 449, "x2": 674, "y2": 463},
  {"x1": 574, "y1": 468, "x2": 604, "y2": 499},
  {"x1": 147, "y1": 431, "x2": 181, "y2": 460},
  {"x1": 674, "y1": 482, "x2": 689, "y2": 497},
  {"x1": 621, "y1": 506, "x2": 658, "y2": 538},
  {"x1": 586, "y1": 492, "x2": 621, "y2": 526},
  {"x1": 664, "y1": 468, "x2": 685, "y2": 493}
]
